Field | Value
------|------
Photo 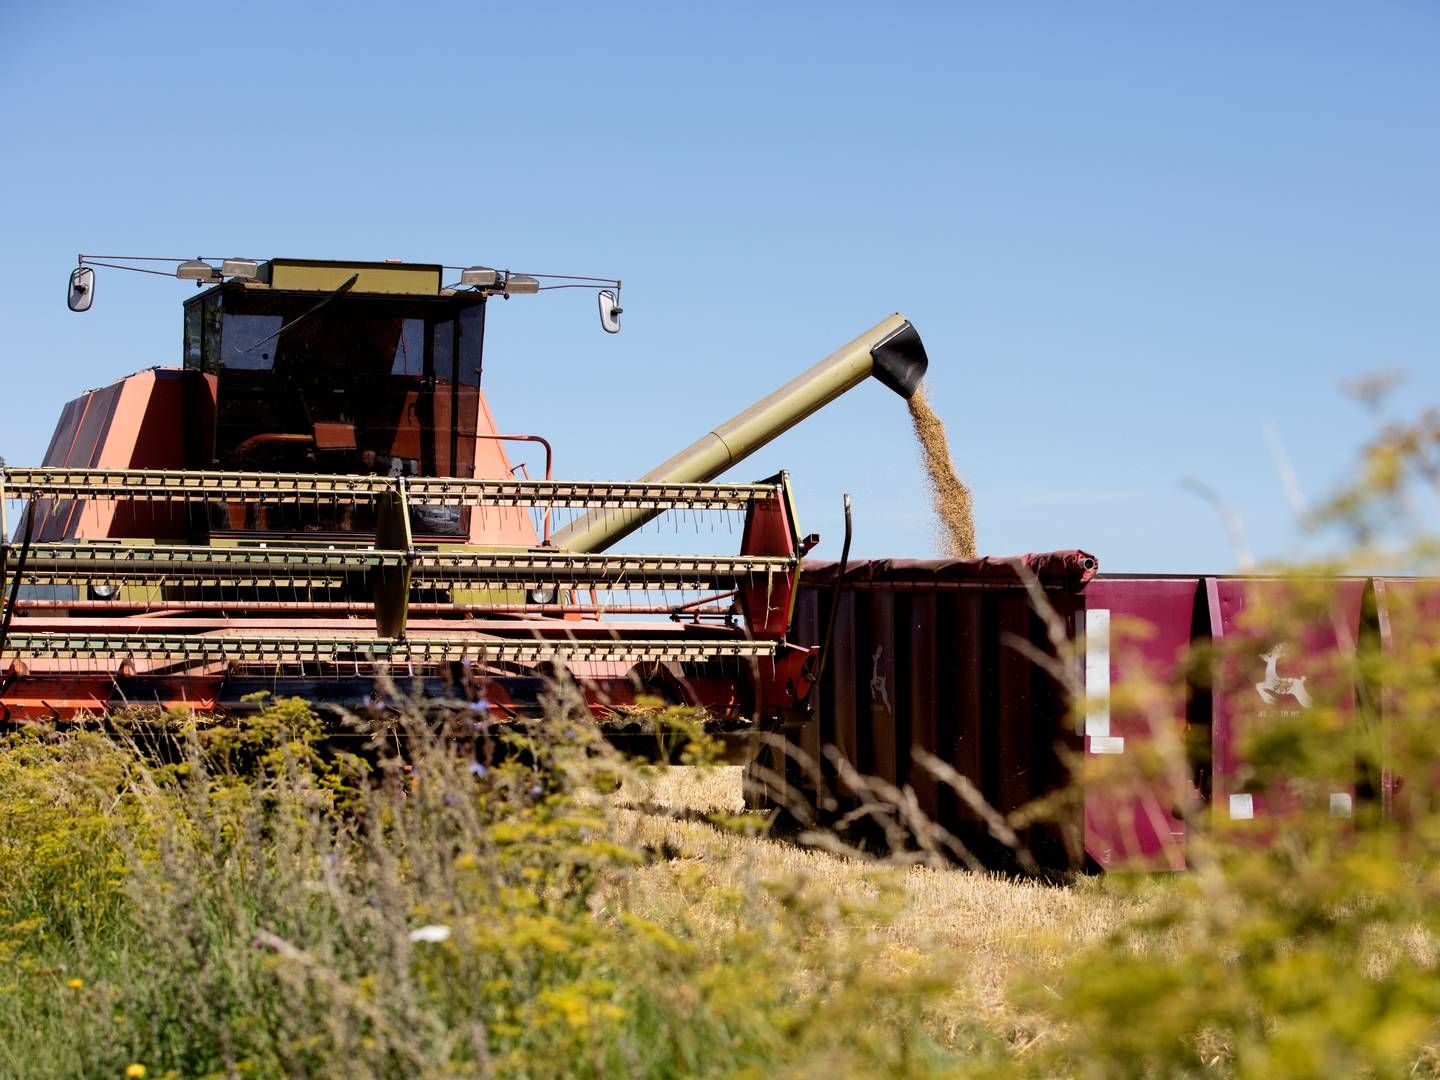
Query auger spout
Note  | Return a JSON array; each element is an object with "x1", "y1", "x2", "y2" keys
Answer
[{"x1": 552, "y1": 313, "x2": 928, "y2": 553}]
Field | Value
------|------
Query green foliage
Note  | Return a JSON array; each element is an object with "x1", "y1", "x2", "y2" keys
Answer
[
  {"x1": 1012, "y1": 406, "x2": 1440, "y2": 1077},
  {"x1": 0, "y1": 731, "x2": 140, "y2": 944},
  {"x1": 0, "y1": 695, "x2": 961, "y2": 1079}
]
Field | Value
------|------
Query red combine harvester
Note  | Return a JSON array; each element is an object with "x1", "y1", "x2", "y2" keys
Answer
[{"x1": 0, "y1": 255, "x2": 928, "y2": 740}]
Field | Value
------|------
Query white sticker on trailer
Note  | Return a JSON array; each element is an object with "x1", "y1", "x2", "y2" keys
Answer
[
  {"x1": 1084, "y1": 608, "x2": 1111, "y2": 737},
  {"x1": 1229, "y1": 793, "x2": 1254, "y2": 820},
  {"x1": 1089, "y1": 735, "x2": 1125, "y2": 754},
  {"x1": 1330, "y1": 792, "x2": 1353, "y2": 818}
]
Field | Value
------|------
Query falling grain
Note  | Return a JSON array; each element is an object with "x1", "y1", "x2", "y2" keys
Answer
[{"x1": 908, "y1": 386, "x2": 977, "y2": 559}]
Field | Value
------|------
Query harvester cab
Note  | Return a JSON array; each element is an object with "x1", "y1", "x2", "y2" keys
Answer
[
  {"x1": 56, "y1": 257, "x2": 608, "y2": 547},
  {"x1": 188, "y1": 262, "x2": 488, "y2": 536},
  {"x1": 0, "y1": 254, "x2": 926, "y2": 744}
]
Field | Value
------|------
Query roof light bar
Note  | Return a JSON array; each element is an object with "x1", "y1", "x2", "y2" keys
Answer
[
  {"x1": 221, "y1": 258, "x2": 259, "y2": 280},
  {"x1": 175, "y1": 260, "x2": 218, "y2": 281},
  {"x1": 460, "y1": 266, "x2": 499, "y2": 288},
  {"x1": 503, "y1": 273, "x2": 540, "y2": 295}
]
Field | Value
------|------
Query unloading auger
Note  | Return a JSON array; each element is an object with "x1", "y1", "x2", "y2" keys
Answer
[{"x1": 0, "y1": 256, "x2": 926, "y2": 733}]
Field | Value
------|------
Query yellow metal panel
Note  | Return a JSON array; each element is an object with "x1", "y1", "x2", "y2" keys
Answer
[{"x1": 268, "y1": 260, "x2": 443, "y2": 296}]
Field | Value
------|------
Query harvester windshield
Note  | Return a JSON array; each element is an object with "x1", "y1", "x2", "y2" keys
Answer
[{"x1": 184, "y1": 284, "x2": 487, "y2": 537}]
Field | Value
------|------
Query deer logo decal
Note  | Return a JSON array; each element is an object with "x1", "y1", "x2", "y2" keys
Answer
[
  {"x1": 870, "y1": 645, "x2": 892, "y2": 714},
  {"x1": 1255, "y1": 644, "x2": 1312, "y2": 708}
]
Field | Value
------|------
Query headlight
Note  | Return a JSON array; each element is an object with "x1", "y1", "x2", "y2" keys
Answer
[{"x1": 527, "y1": 587, "x2": 558, "y2": 606}]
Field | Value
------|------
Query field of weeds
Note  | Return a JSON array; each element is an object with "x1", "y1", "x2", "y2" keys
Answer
[
  {"x1": 6, "y1": 646, "x2": 1440, "y2": 1078},
  {"x1": 0, "y1": 690, "x2": 1152, "y2": 1080}
]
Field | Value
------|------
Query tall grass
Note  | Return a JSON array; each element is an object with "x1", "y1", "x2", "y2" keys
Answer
[{"x1": 0, "y1": 684, "x2": 1016, "y2": 1079}]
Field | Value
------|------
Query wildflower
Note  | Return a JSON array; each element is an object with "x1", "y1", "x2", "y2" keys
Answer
[
  {"x1": 538, "y1": 987, "x2": 592, "y2": 1029},
  {"x1": 408, "y1": 924, "x2": 451, "y2": 944},
  {"x1": 468, "y1": 761, "x2": 488, "y2": 777},
  {"x1": 125, "y1": 1066, "x2": 146, "y2": 1079},
  {"x1": 66, "y1": 977, "x2": 84, "y2": 990}
]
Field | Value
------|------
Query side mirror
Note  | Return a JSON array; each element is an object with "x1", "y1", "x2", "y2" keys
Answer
[
  {"x1": 598, "y1": 289, "x2": 621, "y2": 334},
  {"x1": 68, "y1": 266, "x2": 95, "y2": 312}
]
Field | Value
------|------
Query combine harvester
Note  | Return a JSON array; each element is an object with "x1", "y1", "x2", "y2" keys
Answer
[{"x1": 0, "y1": 255, "x2": 927, "y2": 746}]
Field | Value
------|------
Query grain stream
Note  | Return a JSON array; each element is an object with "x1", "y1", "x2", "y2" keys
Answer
[{"x1": 908, "y1": 386, "x2": 976, "y2": 559}]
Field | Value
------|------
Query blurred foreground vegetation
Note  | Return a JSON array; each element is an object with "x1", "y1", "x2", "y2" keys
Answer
[{"x1": 0, "y1": 695, "x2": 996, "y2": 1079}]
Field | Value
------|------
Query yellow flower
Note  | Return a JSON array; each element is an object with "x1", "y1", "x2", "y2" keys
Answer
[
  {"x1": 125, "y1": 1065, "x2": 146, "y2": 1078},
  {"x1": 66, "y1": 978, "x2": 84, "y2": 990}
]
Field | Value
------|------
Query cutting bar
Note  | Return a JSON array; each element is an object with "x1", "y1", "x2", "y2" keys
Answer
[
  {"x1": 5, "y1": 543, "x2": 794, "y2": 591},
  {"x1": 2, "y1": 632, "x2": 777, "y2": 664},
  {"x1": 3, "y1": 469, "x2": 393, "y2": 503},
  {"x1": 2, "y1": 468, "x2": 776, "y2": 511},
  {"x1": 406, "y1": 477, "x2": 771, "y2": 510},
  {"x1": 413, "y1": 550, "x2": 793, "y2": 589},
  {"x1": 10, "y1": 543, "x2": 400, "y2": 580}
]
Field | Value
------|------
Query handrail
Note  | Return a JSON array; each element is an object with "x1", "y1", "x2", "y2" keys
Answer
[{"x1": 474, "y1": 433, "x2": 555, "y2": 542}]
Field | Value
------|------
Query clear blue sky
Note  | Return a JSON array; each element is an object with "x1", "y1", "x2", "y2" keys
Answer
[{"x1": 2, "y1": 2, "x2": 1436, "y2": 572}]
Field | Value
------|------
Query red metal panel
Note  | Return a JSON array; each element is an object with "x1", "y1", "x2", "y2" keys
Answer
[
  {"x1": 828, "y1": 591, "x2": 859, "y2": 797},
  {"x1": 738, "y1": 488, "x2": 799, "y2": 640},
  {"x1": 752, "y1": 553, "x2": 1095, "y2": 869},
  {"x1": 938, "y1": 592, "x2": 985, "y2": 843},
  {"x1": 31, "y1": 395, "x2": 86, "y2": 540},
  {"x1": 67, "y1": 383, "x2": 122, "y2": 466},
  {"x1": 34, "y1": 385, "x2": 121, "y2": 540},
  {"x1": 991, "y1": 593, "x2": 1035, "y2": 817},
  {"x1": 1208, "y1": 577, "x2": 1366, "y2": 827},
  {"x1": 59, "y1": 383, "x2": 124, "y2": 538},
  {"x1": 907, "y1": 594, "x2": 939, "y2": 821},
  {"x1": 105, "y1": 370, "x2": 191, "y2": 540},
  {"x1": 802, "y1": 552, "x2": 1097, "y2": 589},
  {"x1": 39, "y1": 397, "x2": 86, "y2": 467},
  {"x1": 863, "y1": 590, "x2": 898, "y2": 785},
  {"x1": 755, "y1": 591, "x2": 824, "y2": 816},
  {"x1": 796, "y1": 589, "x2": 823, "y2": 769},
  {"x1": 1081, "y1": 577, "x2": 1201, "y2": 871}
]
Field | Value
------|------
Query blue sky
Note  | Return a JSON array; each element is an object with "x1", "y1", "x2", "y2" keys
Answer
[{"x1": 1, "y1": 2, "x2": 1436, "y2": 571}]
